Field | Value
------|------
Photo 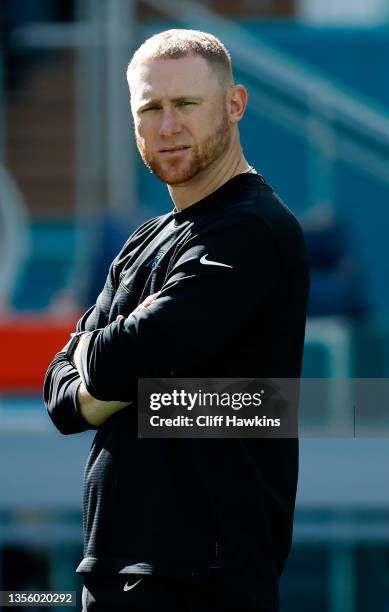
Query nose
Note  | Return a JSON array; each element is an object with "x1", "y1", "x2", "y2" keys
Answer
[{"x1": 159, "y1": 108, "x2": 182, "y2": 138}]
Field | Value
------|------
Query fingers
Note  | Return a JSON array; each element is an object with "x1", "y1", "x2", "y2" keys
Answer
[
  {"x1": 142, "y1": 292, "x2": 160, "y2": 308},
  {"x1": 116, "y1": 292, "x2": 161, "y2": 320},
  {"x1": 133, "y1": 292, "x2": 160, "y2": 312}
]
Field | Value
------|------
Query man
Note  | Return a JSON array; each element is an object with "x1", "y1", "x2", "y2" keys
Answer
[{"x1": 44, "y1": 29, "x2": 309, "y2": 612}]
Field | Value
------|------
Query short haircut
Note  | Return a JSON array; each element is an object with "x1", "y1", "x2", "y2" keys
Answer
[{"x1": 127, "y1": 29, "x2": 234, "y2": 91}]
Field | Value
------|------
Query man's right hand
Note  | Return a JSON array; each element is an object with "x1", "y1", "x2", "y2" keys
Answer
[{"x1": 77, "y1": 383, "x2": 130, "y2": 427}]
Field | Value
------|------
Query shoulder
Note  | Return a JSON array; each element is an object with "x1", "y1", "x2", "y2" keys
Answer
[
  {"x1": 102, "y1": 211, "x2": 173, "y2": 286},
  {"x1": 226, "y1": 174, "x2": 307, "y2": 258},
  {"x1": 193, "y1": 175, "x2": 299, "y2": 237},
  {"x1": 121, "y1": 211, "x2": 172, "y2": 250},
  {"x1": 110, "y1": 211, "x2": 172, "y2": 264},
  {"x1": 229, "y1": 174, "x2": 304, "y2": 239},
  {"x1": 186, "y1": 174, "x2": 307, "y2": 267}
]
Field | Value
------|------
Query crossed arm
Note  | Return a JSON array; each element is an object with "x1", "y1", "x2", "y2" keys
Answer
[
  {"x1": 71, "y1": 293, "x2": 159, "y2": 427},
  {"x1": 45, "y1": 219, "x2": 281, "y2": 434}
]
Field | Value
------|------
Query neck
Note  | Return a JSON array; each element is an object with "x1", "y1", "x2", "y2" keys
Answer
[{"x1": 168, "y1": 138, "x2": 253, "y2": 212}]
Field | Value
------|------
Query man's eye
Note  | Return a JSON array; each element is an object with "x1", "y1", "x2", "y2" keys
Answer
[
  {"x1": 176, "y1": 101, "x2": 194, "y2": 107},
  {"x1": 143, "y1": 106, "x2": 160, "y2": 112}
]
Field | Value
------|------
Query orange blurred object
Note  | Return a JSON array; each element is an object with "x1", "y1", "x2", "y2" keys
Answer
[{"x1": 0, "y1": 315, "x2": 80, "y2": 393}]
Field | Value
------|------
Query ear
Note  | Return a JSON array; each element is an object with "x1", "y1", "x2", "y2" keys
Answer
[{"x1": 227, "y1": 84, "x2": 248, "y2": 124}]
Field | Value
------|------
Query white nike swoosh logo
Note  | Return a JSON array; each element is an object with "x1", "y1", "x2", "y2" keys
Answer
[
  {"x1": 123, "y1": 578, "x2": 143, "y2": 592},
  {"x1": 200, "y1": 254, "x2": 233, "y2": 269}
]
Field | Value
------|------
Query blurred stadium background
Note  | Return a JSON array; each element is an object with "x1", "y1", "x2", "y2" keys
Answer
[{"x1": 1, "y1": 0, "x2": 389, "y2": 610}]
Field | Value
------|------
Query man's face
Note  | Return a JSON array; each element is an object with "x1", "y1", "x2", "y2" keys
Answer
[{"x1": 129, "y1": 55, "x2": 231, "y2": 184}]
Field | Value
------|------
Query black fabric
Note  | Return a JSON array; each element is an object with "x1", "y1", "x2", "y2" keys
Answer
[
  {"x1": 44, "y1": 173, "x2": 310, "y2": 612},
  {"x1": 82, "y1": 570, "x2": 262, "y2": 611}
]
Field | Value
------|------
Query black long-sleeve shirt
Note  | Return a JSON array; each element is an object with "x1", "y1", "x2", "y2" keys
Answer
[{"x1": 44, "y1": 173, "x2": 309, "y2": 612}]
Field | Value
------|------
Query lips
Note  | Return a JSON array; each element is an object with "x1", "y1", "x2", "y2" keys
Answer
[{"x1": 159, "y1": 146, "x2": 190, "y2": 153}]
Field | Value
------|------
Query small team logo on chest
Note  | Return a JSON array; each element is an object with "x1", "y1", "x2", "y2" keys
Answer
[{"x1": 146, "y1": 250, "x2": 165, "y2": 269}]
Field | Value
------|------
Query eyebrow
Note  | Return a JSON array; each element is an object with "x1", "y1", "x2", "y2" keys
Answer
[{"x1": 138, "y1": 96, "x2": 204, "y2": 111}]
